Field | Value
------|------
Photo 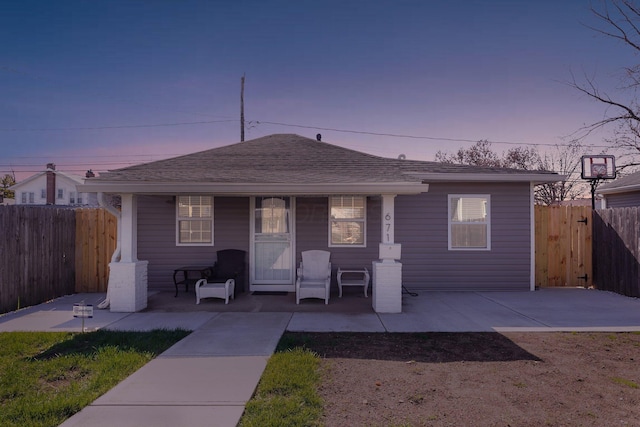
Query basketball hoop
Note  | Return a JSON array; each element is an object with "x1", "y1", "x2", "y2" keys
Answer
[{"x1": 581, "y1": 155, "x2": 616, "y2": 209}]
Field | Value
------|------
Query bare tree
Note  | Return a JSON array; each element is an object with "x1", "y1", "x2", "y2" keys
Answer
[
  {"x1": 571, "y1": 0, "x2": 640, "y2": 169},
  {"x1": 535, "y1": 141, "x2": 587, "y2": 205},
  {"x1": 435, "y1": 140, "x2": 586, "y2": 205},
  {"x1": 435, "y1": 140, "x2": 503, "y2": 167},
  {"x1": 502, "y1": 145, "x2": 542, "y2": 170}
]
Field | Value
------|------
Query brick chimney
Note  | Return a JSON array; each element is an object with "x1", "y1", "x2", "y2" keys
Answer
[
  {"x1": 46, "y1": 163, "x2": 56, "y2": 205},
  {"x1": 85, "y1": 169, "x2": 95, "y2": 178}
]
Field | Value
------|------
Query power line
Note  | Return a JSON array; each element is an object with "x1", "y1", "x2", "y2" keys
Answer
[
  {"x1": 2, "y1": 154, "x2": 183, "y2": 159},
  {"x1": 1, "y1": 66, "x2": 613, "y2": 150},
  {"x1": 0, "y1": 162, "x2": 142, "y2": 167},
  {"x1": 254, "y1": 120, "x2": 612, "y2": 149},
  {"x1": 0, "y1": 109, "x2": 612, "y2": 150}
]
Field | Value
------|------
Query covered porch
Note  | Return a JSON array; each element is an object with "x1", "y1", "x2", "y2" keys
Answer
[{"x1": 101, "y1": 191, "x2": 411, "y2": 313}]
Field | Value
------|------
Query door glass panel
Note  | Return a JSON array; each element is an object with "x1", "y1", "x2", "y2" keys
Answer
[
  {"x1": 254, "y1": 197, "x2": 292, "y2": 283},
  {"x1": 255, "y1": 197, "x2": 290, "y2": 234}
]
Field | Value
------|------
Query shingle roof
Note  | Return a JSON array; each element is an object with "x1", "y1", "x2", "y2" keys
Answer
[
  {"x1": 597, "y1": 169, "x2": 640, "y2": 193},
  {"x1": 95, "y1": 134, "x2": 558, "y2": 184}
]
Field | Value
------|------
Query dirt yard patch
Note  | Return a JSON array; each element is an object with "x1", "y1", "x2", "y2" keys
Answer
[{"x1": 280, "y1": 332, "x2": 640, "y2": 426}]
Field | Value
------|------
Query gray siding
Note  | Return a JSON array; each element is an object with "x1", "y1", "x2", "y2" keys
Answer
[
  {"x1": 296, "y1": 197, "x2": 381, "y2": 289},
  {"x1": 138, "y1": 195, "x2": 250, "y2": 291},
  {"x1": 396, "y1": 182, "x2": 532, "y2": 291},
  {"x1": 605, "y1": 192, "x2": 640, "y2": 208},
  {"x1": 136, "y1": 185, "x2": 532, "y2": 293}
]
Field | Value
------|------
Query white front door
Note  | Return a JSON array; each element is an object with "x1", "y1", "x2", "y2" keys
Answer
[{"x1": 250, "y1": 196, "x2": 295, "y2": 292}]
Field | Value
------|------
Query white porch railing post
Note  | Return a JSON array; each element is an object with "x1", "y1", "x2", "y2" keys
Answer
[
  {"x1": 381, "y1": 194, "x2": 396, "y2": 244},
  {"x1": 120, "y1": 193, "x2": 138, "y2": 263},
  {"x1": 108, "y1": 193, "x2": 148, "y2": 312},
  {"x1": 373, "y1": 194, "x2": 402, "y2": 313}
]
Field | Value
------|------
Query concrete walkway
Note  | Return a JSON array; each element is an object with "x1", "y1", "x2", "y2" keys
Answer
[
  {"x1": 1, "y1": 288, "x2": 640, "y2": 427},
  {"x1": 59, "y1": 312, "x2": 291, "y2": 427}
]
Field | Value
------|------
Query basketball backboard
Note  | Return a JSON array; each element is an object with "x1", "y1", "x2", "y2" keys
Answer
[{"x1": 581, "y1": 155, "x2": 616, "y2": 180}]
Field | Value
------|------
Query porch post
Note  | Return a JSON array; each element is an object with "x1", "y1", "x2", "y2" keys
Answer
[
  {"x1": 381, "y1": 194, "x2": 396, "y2": 244},
  {"x1": 529, "y1": 182, "x2": 536, "y2": 291},
  {"x1": 108, "y1": 193, "x2": 148, "y2": 312},
  {"x1": 372, "y1": 194, "x2": 402, "y2": 313}
]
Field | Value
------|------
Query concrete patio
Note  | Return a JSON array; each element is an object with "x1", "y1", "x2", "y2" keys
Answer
[{"x1": 1, "y1": 287, "x2": 640, "y2": 333}]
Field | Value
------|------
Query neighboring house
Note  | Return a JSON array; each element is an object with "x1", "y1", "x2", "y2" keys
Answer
[
  {"x1": 596, "y1": 170, "x2": 640, "y2": 208},
  {"x1": 79, "y1": 134, "x2": 561, "y2": 312},
  {"x1": 10, "y1": 164, "x2": 98, "y2": 206}
]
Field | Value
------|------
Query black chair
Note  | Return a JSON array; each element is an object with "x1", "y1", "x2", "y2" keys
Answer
[{"x1": 209, "y1": 249, "x2": 246, "y2": 293}]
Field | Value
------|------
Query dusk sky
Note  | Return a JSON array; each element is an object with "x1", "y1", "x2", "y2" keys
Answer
[{"x1": 1, "y1": 0, "x2": 632, "y2": 180}]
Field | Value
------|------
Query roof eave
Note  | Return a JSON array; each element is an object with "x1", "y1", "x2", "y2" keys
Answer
[
  {"x1": 77, "y1": 181, "x2": 429, "y2": 196},
  {"x1": 407, "y1": 172, "x2": 564, "y2": 184},
  {"x1": 597, "y1": 183, "x2": 640, "y2": 195}
]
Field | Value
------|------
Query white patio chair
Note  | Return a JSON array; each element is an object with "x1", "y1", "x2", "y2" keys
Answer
[
  {"x1": 195, "y1": 278, "x2": 235, "y2": 304},
  {"x1": 296, "y1": 250, "x2": 331, "y2": 304}
]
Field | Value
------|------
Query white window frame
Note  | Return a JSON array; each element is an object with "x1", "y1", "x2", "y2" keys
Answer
[
  {"x1": 70, "y1": 192, "x2": 77, "y2": 205},
  {"x1": 41, "y1": 188, "x2": 46, "y2": 199},
  {"x1": 448, "y1": 194, "x2": 491, "y2": 251},
  {"x1": 57, "y1": 189, "x2": 64, "y2": 199},
  {"x1": 21, "y1": 192, "x2": 35, "y2": 204},
  {"x1": 176, "y1": 195, "x2": 214, "y2": 246},
  {"x1": 329, "y1": 195, "x2": 367, "y2": 248}
]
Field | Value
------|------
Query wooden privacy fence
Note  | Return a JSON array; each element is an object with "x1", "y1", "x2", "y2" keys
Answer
[
  {"x1": 75, "y1": 208, "x2": 117, "y2": 293},
  {"x1": 0, "y1": 206, "x2": 116, "y2": 314},
  {"x1": 592, "y1": 208, "x2": 640, "y2": 297},
  {"x1": 0, "y1": 206, "x2": 76, "y2": 313},
  {"x1": 535, "y1": 205, "x2": 593, "y2": 288}
]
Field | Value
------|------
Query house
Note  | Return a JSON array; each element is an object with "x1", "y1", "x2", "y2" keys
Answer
[
  {"x1": 10, "y1": 164, "x2": 98, "y2": 206},
  {"x1": 79, "y1": 134, "x2": 561, "y2": 313},
  {"x1": 596, "y1": 169, "x2": 640, "y2": 208}
]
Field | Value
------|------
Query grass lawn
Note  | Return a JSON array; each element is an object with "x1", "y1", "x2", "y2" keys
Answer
[
  {"x1": 239, "y1": 347, "x2": 323, "y2": 427},
  {"x1": 0, "y1": 329, "x2": 190, "y2": 427}
]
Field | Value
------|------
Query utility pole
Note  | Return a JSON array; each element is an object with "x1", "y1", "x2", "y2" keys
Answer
[{"x1": 240, "y1": 74, "x2": 245, "y2": 142}]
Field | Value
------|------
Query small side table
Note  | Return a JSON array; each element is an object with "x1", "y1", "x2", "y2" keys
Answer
[
  {"x1": 173, "y1": 266, "x2": 212, "y2": 297},
  {"x1": 337, "y1": 267, "x2": 370, "y2": 297}
]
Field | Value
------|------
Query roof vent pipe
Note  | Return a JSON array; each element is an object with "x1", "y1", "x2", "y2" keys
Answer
[{"x1": 316, "y1": 133, "x2": 322, "y2": 142}]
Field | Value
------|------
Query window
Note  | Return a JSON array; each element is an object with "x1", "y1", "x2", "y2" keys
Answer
[
  {"x1": 176, "y1": 195, "x2": 213, "y2": 245},
  {"x1": 21, "y1": 192, "x2": 35, "y2": 204},
  {"x1": 57, "y1": 189, "x2": 64, "y2": 199},
  {"x1": 448, "y1": 195, "x2": 490, "y2": 250},
  {"x1": 70, "y1": 192, "x2": 76, "y2": 205},
  {"x1": 77, "y1": 193, "x2": 83, "y2": 204},
  {"x1": 41, "y1": 189, "x2": 46, "y2": 199},
  {"x1": 329, "y1": 196, "x2": 366, "y2": 247}
]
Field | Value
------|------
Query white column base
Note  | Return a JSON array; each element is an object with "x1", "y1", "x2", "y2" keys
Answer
[
  {"x1": 108, "y1": 261, "x2": 149, "y2": 312},
  {"x1": 372, "y1": 260, "x2": 402, "y2": 313}
]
